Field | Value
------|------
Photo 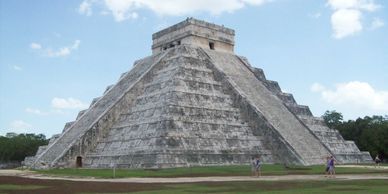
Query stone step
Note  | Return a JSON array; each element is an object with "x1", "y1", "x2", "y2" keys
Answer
[
  {"x1": 89, "y1": 97, "x2": 101, "y2": 108},
  {"x1": 204, "y1": 49, "x2": 331, "y2": 165},
  {"x1": 285, "y1": 103, "x2": 313, "y2": 116},
  {"x1": 127, "y1": 104, "x2": 239, "y2": 115},
  {"x1": 250, "y1": 67, "x2": 267, "y2": 81},
  {"x1": 278, "y1": 93, "x2": 297, "y2": 104},
  {"x1": 76, "y1": 109, "x2": 88, "y2": 120},
  {"x1": 30, "y1": 53, "x2": 166, "y2": 168},
  {"x1": 111, "y1": 118, "x2": 250, "y2": 129},
  {"x1": 96, "y1": 136, "x2": 266, "y2": 145},
  {"x1": 136, "y1": 89, "x2": 230, "y2": 101},
  {"x1": 35, "y1": 145, "x2": 48, "y2": 156},
  {"x1": 62, "y1": 121, "x2": 75, "y2": 132},
  {"x1": 298, "y1": 116, "x2": 326, "y2": 126},
  {"x1": 264, "y1": 80, "x2": 282, "y2": 94},
  {"x1": 143, "y1": 78, "x2": 223, "y2": 95},
  {"x1": 104, "y1": 84, "x2": 114, "y2": 95}
]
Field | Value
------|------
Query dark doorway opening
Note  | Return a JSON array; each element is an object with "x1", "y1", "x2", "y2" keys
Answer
[
  {"x1": 76, "y1": 156, "x2": 82, "y2": 168},
  {"x1": 209, "y1": 42, "x2": 215, "y2": 50}
]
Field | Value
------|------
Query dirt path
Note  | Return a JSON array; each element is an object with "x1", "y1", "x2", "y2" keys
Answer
[
  {"x1": 0, "y1": 176, "x2": 164, "y2": 194},
  {"x1": 337, "y1": 165, "x2": 388, "y2": 169},
  {"x1": 1, "y1": 169, "x2": 387, "y2": 183}
]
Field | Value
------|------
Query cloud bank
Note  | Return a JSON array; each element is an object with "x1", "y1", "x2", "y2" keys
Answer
[
  {"x1": 9, "y1": 120, "x2": 32, "y2": 133},
  {"x1": 30, "y1": 40, "x2": 81, "y2": 57},
  {"x1": 79, "y1": 0, "x2": 270, "y2": 22},
  {"x1": 311, "y1": 81, "x2": 388, "y2": 118},
  {"x1": 51, "y1": 97, "x2": 89, "y2": 110},
  {"x1": 327, "y1": 0, "x2": 383, "y2": 39}
]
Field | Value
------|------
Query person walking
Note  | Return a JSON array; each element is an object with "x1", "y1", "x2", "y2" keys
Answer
[
  {"x1": 251, "y1": 157, "x2": 257, "y2": 176},
  {"x1": 255, "y1": 155, "x2": 261, "y2": 177},
  {"x1": 324, "y1": 156, "x2": 330, "y2": 177},
  {"x1": 328, "y1": 156, "x2": 336, "y2": 178},
  {"x1": 375, "y1": 155, "x2": 381, "y2": 168}
]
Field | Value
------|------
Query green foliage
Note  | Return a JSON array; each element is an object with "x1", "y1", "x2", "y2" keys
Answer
[
  {"x1": 322, "y1": 110, "x2": 343, "y2": 129},
  {"x1": 322, "y1": 111, "x2": 388, "y2": 161},
  {"x1": 0, "y1": 133, "x2": 48, "y2": 162}
]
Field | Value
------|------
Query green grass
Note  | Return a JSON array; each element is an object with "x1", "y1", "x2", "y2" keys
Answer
[
  {"x1": 0, "y1": 184, "x2": 47, "y2": 191},
  {"x1": 1, "y1": 180, "x2": 387, "y2": 194},
  {"x1": 34, "y1": 164, "x2": 388, "y2": 178},
  {"x1": 128, "y1": 179, "x2": 388, "y2": 194}
]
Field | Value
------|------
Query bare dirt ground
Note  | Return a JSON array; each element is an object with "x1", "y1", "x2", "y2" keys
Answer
[
  {"x1": 336, "y1": 164, "x2": 388, "y2": 169},
  {"x1": 0, "y1": 176, "x2": 164, "y2": 194}
]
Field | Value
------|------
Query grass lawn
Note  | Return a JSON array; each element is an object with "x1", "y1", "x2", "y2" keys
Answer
[
  {"x1": 33, "y1": 164, "x2": 388, "y2": 178},
  {"x1": 127, "y1": 179, "x2": 388, "y2": 194}
]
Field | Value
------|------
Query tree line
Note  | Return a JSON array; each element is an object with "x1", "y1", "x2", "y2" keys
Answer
[
  {"x1": 323, "y1": 110, "x2": 388, "y2": 162},
  {"x1": 0, "y1": 133, "x2": 48, "y2": 162}
]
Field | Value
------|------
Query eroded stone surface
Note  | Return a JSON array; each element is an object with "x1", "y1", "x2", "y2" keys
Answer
[{"x1": 25, "y1": 18, "x2": 371, "y2": 169}]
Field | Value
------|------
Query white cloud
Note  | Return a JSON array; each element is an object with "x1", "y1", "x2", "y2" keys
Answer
[
  {"x1": 327, "y1": 0, "x2": 382, "y2": 39},
  {"x1": 30, "y1": 42, "x2": 42, "y2": 49},
  {"x1": 79, "y1": 0, "x2": 270, "y2": 22},
  {"x1": 12, "y1": 65, "x2": 22, "y2": 71},
  {"x1": 25, "y1": 107, "x2": 66, "y2": 116},
  {"x1": 51, "y1": 97, "x2": 88, "y2": 109},
  {"x1": 331, "y1": 9, "x2": 362, "y2": 39},
  {"x1": 10, "y1": 120, "x2": 32, "y2": 132},
  {"x1": 30, "y1": 40, "x2": 81, "y2": 57},
  {"x1": 47, "y1": 39, "x2": 80, "y2": 57},
  {"x1": 25, "y1": 108, "x2": 48, "y2": 116},
  {"x1": 311, "y1": 83, "x2": 326, "y2": 92},
  {"x1": 327, "y1": 0, "x2": 380, "y2": 11},
  {"x1": 79, "y1": 0, "x2": 94, "y2": 16},
  {"x1": 370, "y1": 17, "x2": 384, "y2": 30},
  {"x1": 311, "y1": 81, "x2": 388, "y2": 118}
]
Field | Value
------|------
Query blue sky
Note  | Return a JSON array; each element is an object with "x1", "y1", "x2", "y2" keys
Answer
[{"x1": 1, "y1": 0, "x2": 387, "y2": 137}]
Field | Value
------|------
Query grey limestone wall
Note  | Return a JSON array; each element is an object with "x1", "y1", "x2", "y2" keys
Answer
[
  {"x1": 26, "y1": 42, "x2": 371, "y2": 169},
  {"x1": 152, "y1": 18, "x2": 234, "y2": 54},
  {"x1": 203, "y1": 48, "x2": 332, "y2": 165},
  {"x1": 83, "y1": 46, "x2": 272, "y2": 168},
  {"x1": 242, "y1": 59, "x2": 372, "y2": 163},
  {"x1": 28, "y1": 52, "x2": 165, "y2": 168}
]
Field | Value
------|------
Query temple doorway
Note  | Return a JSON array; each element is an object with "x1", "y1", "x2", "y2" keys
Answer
[{"x1": 76, "y1": 156, "x2": 83, "y2": 168}]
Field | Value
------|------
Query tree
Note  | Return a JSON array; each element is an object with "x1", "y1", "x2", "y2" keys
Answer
[
  {"x1": 0, "y1": 133, "x2": 48, "y2": 162},
  {"x1": 323, "y1": 111, "x2": 388, "y2": 162},
  {"x1": 322, "y1": 110, "x2": 343, "y2": 129}
]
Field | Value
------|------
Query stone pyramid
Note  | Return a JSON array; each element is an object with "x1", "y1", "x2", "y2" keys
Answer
[{"x1": 25, "y1": 18, "x2": 372, "y2": 169}]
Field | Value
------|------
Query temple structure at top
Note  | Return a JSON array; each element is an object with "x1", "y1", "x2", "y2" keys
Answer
[{"x1": 152, "y1": 18, "x2": 235, "y2": 54}]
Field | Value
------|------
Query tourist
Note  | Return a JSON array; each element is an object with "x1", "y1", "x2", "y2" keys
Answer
[
  {"x1": 328, "y1": 156, "x2": 336, "y2": 178},
  {"x1": 251, "y1": 157, "x2": 257, "y2": 176},
  {"x1": 375, "y1": 155, "x2": 381, "y2": 168},
  {"x1": 255, "y1": 155, "x2": 261, "y2": 177},
  {"x1": 324, "y1": 156, "x2": 330, "y2": 177}
]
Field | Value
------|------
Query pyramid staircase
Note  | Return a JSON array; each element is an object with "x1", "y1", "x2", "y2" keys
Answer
[{"x1": 238, "y1": 56, "x2": 373, "y2": 163}]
